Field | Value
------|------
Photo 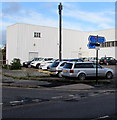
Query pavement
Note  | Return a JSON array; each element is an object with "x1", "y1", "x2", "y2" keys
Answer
[
  {"x1": 2, "y1": 77, "x2": 95, "y2": 90},
  {"x1": 54, "y1": 83, "x2": 94, "y2": 90}
]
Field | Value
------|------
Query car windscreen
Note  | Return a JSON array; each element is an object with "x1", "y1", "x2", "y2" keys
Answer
[
  {"x1": 63, "y1": 63, "x2": 73, "y2": 69},
  {"x1": 51, "y1": 62, "x2": 60, "y2": 67}
]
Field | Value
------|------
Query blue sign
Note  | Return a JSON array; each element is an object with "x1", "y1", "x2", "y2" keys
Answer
[
  {"x1": 98, "y1": 36, "x2": 106, "y2": 43},
  {"x1": 87, "y1": 43, "x2": 100, "y2": 49},
  {"x1": 87, "y1": 43, "x2": 96, "y2": 49},
  {"x1": 88, "y1": 35, "x2": 105, "y2": 43}
]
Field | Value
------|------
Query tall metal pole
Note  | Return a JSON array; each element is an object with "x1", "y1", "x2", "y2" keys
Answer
[
  {"x1": 58, "y1": 3, "x2": 63, "y2": 61},
  {"x1": 96, "y1": 35, "x2": 98, "y2": 84}
]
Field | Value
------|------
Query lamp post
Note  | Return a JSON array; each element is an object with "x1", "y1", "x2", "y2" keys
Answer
[{"x1": 58, "y1": 3, "x2": 63, "y2": 61}]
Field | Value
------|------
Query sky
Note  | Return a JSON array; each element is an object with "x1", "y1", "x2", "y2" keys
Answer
[{"x1": 0, "y1": 2, "x2": 115, "y2": 47}]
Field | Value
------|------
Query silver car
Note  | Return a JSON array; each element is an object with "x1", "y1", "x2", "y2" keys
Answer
[
  {"x1": 48, "y1": 61, "x2": 67, "y2": 77},
  {"x1": 62, "y1": 62, "x2": 114, "y2": 80}
]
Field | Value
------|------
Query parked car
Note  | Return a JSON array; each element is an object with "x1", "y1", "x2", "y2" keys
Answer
[
  {"x1": 23, "y1": 58, "x2": 42, "y2": 68},
  {"x1": 62, "y1": 61, "x2": 114, "y2": 80},
  {"x1": 39, "y1": 59, "x2": 56, "y2": 70},
  {"x1": 67, "y1": 59, "x2": 83, "y2": 62},
  {"x1": 99, "y1": 57, "x2": 117, "y2": 65},
  {"x1": 79, "y1": 57, "x2": 89, "y2": 61},
  {"x1": 88, "y1": 57, "x2": 100, "y2": 63},
  {"x1": 48, "y1": 61, "x2": 67, "y2": 77},
  {"x1": 30, "y1": 58, "x2": 53, "y2": 68},
  {"x1": 41, "y1": 61, "x2": 54, "y2": 70}
]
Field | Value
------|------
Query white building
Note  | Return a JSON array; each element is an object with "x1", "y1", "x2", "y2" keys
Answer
[{"x1": 6, "y1": 23, "x2": 116, "y2": 64}]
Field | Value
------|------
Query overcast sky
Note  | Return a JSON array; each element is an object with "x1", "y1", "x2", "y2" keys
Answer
[{"x1": 0, "y1": 2, "x2": 115, "y2": 46}]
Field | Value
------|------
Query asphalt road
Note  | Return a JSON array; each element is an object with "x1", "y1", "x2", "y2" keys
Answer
[
  {"x1": 2, "y1": 86, "x2": 116, "y2": 119},
  {"x1": 2, "y1": 65, "x2": 117, "y2": 119}
]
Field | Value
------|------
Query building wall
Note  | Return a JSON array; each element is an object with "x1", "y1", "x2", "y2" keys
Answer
[
  {"x1": 6, "y1": 23, "x2": 116, "y2": 64},
  {"x1": 6, "y1": 24, "x2": 18, "y2": 64},
  {"x1": 63, "y1": 29, "x2": 87, "y2": 59},
  {"x1": 7, "y1": 23, "x2": 59, "y2": 64}
]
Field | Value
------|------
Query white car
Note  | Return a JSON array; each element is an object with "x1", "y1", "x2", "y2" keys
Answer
[
  {"x1": 40, "y1": 60, "x2": 55, "y2": 70},
  {"x1": 62, "y1": 62, "x2": 114, "y2": 80},
  {"x1": 30, "y1": 58, "x2": 53, "y2": 68},
  {"x1": 48, "y1": 61, "x2": 67, "y2": 77},
  {"x1": 88, "y1": 57, "x2": 100, "y2": 63}
]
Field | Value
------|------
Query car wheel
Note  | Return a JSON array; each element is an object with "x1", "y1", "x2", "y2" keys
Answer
[
  {"x1": 78, "y1": 73, "x2": 86, "y2": 80},
  {"x1": 106, "y1": 72, "x2": 113, "y2": 79},
  {"x1": 58, "y1": 72, "x2": 62, "y2": 78},
  {"x1": 36, "y1": 64, "x2": 40, "y2": 69}
]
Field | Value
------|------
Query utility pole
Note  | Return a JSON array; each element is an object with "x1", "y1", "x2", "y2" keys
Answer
[{"x1": 58, "y1": 3, "x2": 63, "y2": 61}]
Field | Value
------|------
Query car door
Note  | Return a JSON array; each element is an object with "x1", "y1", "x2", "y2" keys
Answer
[
  {"x1": 83, "y1": 63, "x2": 96, "y2": 77},
  {"x1": 92, "y1": 63, "x2": 106, "y2": 77},
  {"x1": 111, "y1": 58, "x2": 117, "y2": 65}
]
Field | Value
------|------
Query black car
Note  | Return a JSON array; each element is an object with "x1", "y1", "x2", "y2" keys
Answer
[
  {"x1": 23, "y1": 61, "x2": 32, "y2": 68},
  {"x1": 99, "y1": 57, "x2": 117, "y2": 65}
]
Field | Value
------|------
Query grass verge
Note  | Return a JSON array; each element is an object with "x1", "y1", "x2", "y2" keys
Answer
[{"x1": 2, "y1": 74, "x2": 111, "y2": 85}]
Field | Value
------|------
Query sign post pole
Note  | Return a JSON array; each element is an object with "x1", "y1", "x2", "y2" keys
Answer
[{"x1": 96, "y1": 35, "x2": 98, "y2": 84}]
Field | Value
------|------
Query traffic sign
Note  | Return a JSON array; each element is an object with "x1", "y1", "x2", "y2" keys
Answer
[
  {"x1": 87, "y1": 43, "x2": 100, "y2": 49},
  {"x1": 88, "y1": 35, "x2": 105, "y2": 43},
  {"x1": 98, "y1": 36, "x2": 106, "y2": 43}
]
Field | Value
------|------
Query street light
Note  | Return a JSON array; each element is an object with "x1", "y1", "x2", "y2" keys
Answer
[{"x1": 58, "y1": 3, "x2": 63, "y2": 61}]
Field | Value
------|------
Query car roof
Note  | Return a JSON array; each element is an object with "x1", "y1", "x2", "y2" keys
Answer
[{"x1": 66, "y1": 61, "x2": 94, "y2": 64}]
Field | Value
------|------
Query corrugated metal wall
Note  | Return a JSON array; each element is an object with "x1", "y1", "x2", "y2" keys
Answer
[{"x1": 7, "y1": 23, "x2": 116, "y2": 64}]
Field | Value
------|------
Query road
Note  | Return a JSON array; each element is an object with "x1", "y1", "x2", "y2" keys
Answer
[
  {"x1": 2, "y1": 86, "x2": 116, "y2": 119},
  {"x1": 2, "y1": 65, "x2": 117, "y2": 119}
]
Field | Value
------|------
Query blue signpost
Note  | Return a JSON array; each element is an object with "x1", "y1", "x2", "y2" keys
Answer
[
  {"x1": 88, "y1": 35, "x2": 105, "y2": 43},
  {"x1": 88, "y1": 35, "x2": 106, "y2": 84}
]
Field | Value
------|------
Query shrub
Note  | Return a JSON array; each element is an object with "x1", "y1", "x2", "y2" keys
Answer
[{"x1": 10, "y1": 58, "x2": 21, "y2": 70}]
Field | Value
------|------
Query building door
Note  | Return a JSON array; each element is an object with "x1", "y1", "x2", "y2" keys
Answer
[{"x1": 29, "y1": 52, "x2": 38, "y2": 61}]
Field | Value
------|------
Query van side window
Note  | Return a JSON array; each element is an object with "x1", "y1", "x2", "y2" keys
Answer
[
  {"x1": 74, "y1": 63, "x2": 94, "y2": 68},
  {"x1": 84, "y1": 63, "x2": 94, "y2": 68},
  {"x1": 74, "y1": 63, "x2": 84, "y2": 68}
]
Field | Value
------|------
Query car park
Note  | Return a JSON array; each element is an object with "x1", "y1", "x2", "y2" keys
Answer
[
  {"x1": 48, "y1": 59, "x2": 83, "y2": 77},
  {"x1": 62, "y1": 61, "x2": 114, "y2": 80},
  {"x1": 99, "y1": 57, "x2": 117, "y2": 65},
  {"x1": 30, "y1": 58, "x2": 53, "y2": 68},
  {"x1": 23, "y1": 58, "x2": 42, "y2": 68}
]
